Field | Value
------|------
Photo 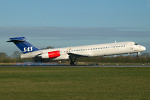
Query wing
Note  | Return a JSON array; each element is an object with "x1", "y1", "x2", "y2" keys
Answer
[{"x1": 67, "y1": 53, "x2": 90, "y2": 60}]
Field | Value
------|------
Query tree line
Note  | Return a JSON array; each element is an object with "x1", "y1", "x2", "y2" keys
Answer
[
  {"x1": 0, "y1": 46, "x2": 54, "y2": 63},
  {"x1": 0, "y1": 51, "x2": 150, "y2": 63},
  {"x1": 0, "y1": 51, "x2": 30, "y2": 63},
  {"x1": 79, "y1": 54, "x2": 150, "y2": 63}
]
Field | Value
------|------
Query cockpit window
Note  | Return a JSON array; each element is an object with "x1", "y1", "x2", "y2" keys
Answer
[{"x1": 135, "y1": 43, "x2": 138, "y2": 45}]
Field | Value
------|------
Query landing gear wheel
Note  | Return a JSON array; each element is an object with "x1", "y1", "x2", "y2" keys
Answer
[
  {"x1": 69, "y1": 55, "x2": 77, "y2": 66},
  {"x1": 70, "y1": 61, "x2": 77, "y2": 66}
]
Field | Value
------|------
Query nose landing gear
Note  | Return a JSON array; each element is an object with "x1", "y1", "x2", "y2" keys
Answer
[{"x1": 137, "y1": 52, "x2": 140, "y2": 57}]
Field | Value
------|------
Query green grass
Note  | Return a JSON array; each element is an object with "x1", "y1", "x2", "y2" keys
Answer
[{"x1": 0, "y1": 67, "x2": 150, "y2": 100}]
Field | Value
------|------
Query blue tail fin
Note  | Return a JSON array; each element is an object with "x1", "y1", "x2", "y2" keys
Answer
[{"x1": 7, "y1": 37, "x2": 39, "y2": 54}]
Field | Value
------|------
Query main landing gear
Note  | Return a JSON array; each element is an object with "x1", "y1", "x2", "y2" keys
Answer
[
  {"x1": 69, "y1": 56, "x2": 77, "y2": 66},
  {"x1": 70, "y1": 60, "x2": 77, "y2": 66}
]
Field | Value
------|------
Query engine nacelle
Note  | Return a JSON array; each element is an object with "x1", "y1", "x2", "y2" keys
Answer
[{"x1": 39, "y1": 50, "x2": 60, "y2": 59}]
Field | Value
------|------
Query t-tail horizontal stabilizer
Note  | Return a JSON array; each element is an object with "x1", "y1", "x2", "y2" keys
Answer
[{"x1": 7, "y1": 37, "x2": 39, "y2": 54}]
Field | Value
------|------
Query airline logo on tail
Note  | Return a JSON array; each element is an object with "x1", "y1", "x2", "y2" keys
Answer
[{"x1": 23, "y1": 47, "x2": 33, "y2": 52}]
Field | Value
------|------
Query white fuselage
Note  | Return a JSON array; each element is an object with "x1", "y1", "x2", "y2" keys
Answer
[{"x1": 21, "y1": 41, "x2": 146, "y2": 60}]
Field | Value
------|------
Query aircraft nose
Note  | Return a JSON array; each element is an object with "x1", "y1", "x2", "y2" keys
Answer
[{"x1": 142, "y1": 46, "x2": 146, "y2": 51}]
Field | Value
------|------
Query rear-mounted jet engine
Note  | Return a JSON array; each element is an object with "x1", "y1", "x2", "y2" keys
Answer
[{"x1": 38, "y1": 50, "x2": 60, "y2": 59}]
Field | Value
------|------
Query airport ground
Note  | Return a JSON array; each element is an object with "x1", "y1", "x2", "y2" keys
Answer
[
  {"x1": 1, "y1": 62, "x2": 150, "y2": 66},
  {"x1": 0, "y1": 66, "x2": 150, "y2": 100}
]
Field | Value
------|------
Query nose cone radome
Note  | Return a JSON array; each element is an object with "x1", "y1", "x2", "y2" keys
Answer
[{"x1": 142, "y1": 46, "x2": 146, "y2": 51}]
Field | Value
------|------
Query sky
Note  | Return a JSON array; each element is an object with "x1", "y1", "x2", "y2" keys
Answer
[{"x1": 0, "y1": 0, "x2": 150, "y2": 55}]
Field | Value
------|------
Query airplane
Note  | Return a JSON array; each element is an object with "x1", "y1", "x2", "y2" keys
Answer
[{"x1": 7, "y1": 37, "x2": 146, "y2": 65}]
